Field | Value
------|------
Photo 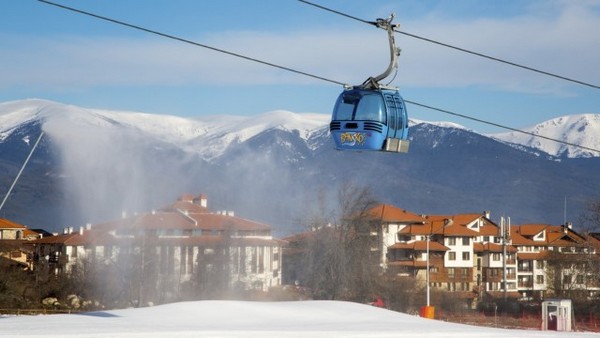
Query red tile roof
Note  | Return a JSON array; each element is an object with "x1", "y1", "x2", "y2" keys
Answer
[
  {"x1": 473, "y1": 242, "x2": 517, "y2": 253},
  {"x1": 510, "y1": 224, "x2": 586, "y2": 247},
  {"x1": 29, "y1": 195, "x2": 276, "y2": 247},
  {"x1": 387, "y1": 260, "x2": 428, "y2": 268},
  {"x1": 367, "y1": 205, "x2": 423, "y2": 223},
  {"x1": 0, "y1": 218, "x2": 28, "y2": 229},
  {"x1": 388, "y1": 240, "x2": 449, "y2": 252},
  {"x1": 398, "y1": 219, "x2": 481, "y2": 237},
  {"x1": 517, "y1": 251, "x2": 550, "y2": 260}
]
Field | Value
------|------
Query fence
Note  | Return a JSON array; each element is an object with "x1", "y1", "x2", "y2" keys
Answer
[
  {"x1": 435, "y1": 309, "x2": 600, "y2": 333},
  {"x1": 0, "y1": 308, "x2": 79, "y2": 316}
]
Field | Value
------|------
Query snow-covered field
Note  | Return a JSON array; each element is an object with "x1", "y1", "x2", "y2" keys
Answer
[{"x1": 0, "y1": 300, "x2": 596, "y2": 338}]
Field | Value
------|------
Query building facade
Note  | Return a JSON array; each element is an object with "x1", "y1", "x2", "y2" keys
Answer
[
  {"x1": 364, "y1": 204, "x2": 599, "y2": 306},
  {"x1": 511, "y1": 223, "x2": 600, "y2": 300},
  {"x1": 30, "y1": 194, "x2": 284, "y2": 304},
  {"x1": 0, "y1": 218, "x2": 43, "y2": 269}
]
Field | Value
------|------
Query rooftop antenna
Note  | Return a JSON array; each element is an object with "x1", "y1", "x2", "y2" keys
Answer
[
  {"x1": 563, "y1": 196, "x2": 567, "y2": 225},
  {"x1": 0, "y1": 132, "x2": 44, "y2": 212}
]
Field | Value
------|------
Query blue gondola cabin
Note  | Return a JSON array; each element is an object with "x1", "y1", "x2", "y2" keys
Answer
[{"x1": 330, "y1": 87, "x2": 409, "y2": 153}]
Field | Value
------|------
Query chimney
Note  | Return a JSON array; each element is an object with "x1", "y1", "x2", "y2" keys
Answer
[
  {"x1": 483, "y1": 211, "x2": 491, "y2": 219},
  {"x1": 122, "y1": 211, "x2": 127, "y2": 219},
  {"x1": 566, "y1": 222, "x2": 573, "y2": 229},
  {"x1": 69, "y1": 227, "x2": 74, "y2": 234},
  {"x1": 79, "y1": 227, "x2": 84, "y2": 235},
  {"x1": 227, "y1": 210, "x2": 235, "y2": 217},
  {"x1": 196, "y1": 194, "x2": 208, "y2": 208},
  {"x1": 86, "y1": 223, "x2": 92, "y2": 230}
]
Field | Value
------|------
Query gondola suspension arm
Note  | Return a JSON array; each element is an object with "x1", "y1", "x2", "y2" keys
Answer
[{"x1": 362, "y1": 14, "x2": 401, "y2": 89}]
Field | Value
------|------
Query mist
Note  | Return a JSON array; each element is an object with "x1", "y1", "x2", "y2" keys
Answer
[{"x1": 41, "y1": 106, "x2": 201, "y2": 226}]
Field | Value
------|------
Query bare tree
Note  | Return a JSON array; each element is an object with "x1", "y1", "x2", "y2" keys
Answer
[{"x1": 300, "y1": 183, "x2": 380, "y2": 302}]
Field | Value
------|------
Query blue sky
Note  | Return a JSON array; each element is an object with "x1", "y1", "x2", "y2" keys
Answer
[{"x1": 2, "y1": 0, "x2": 599, "y2": 133}]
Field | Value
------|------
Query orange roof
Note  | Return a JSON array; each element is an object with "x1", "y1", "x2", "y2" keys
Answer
[
  {"x1": 478, "y1": 224, "x2": 500, "y2": 236},
  {"x1": 517, "y1": 251, "x2": 549, "y2": 260},
  {"x1": 399, "y1": 214, "x2": 485, "y2": 237},
  {"x1": 94, "y1": 210, "x2": 271, "y2": 233},
  {"x1": 473, "y1": 242, "x2": 517, "y2": 253},
  {"x1": 29, "y1": 198, "x2": 275, "y2": 247},
  {"x1": 443, "y1": 224, "x2": 481, "y2": 237},
  {"x1": 388, "y1": 240, "x2": 449, "y2": 252},
  {"x1": 511, "y1": 224, "x2": 586, "y2": 247},
  {"x1": 516, "y1": 224, "x2": 549, "y2": 236},
  {"x1": 0, "y1": 218, "x2": 28, "y2": 229},
  {"x1": 31, "y1": 233, "x2": 80, "y2": 245},
  {"x1": 367, "y1": 204, "x2": 423, "y2": 223},
  {"x1": 587, "y1": 233, "x2": 600, "y2": 251},
  {"x1": 387, "y1": 260, "x2": 428, "y2": 268},
  {"x1": 170, "y1": 200, "x2": 209, "y2": 214}
]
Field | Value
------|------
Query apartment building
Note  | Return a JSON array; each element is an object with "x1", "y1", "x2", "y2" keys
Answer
[
  {"x1": 29, "y1": 194, "x2": 284, "y2": 296},
  {"x1": 511, "y1": 223, "x2": 600, "y2": 300},
  {"x1": 286, "y1": 203, "x2": 600, "y2": 307}
]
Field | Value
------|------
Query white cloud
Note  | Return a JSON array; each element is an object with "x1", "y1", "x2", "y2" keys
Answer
[
  {"x1": 399, "y1": 0, "x2": 600, "y2": 93},
  {"x1": 1, "y1": 1, "x2": 598, "y2": 94}
]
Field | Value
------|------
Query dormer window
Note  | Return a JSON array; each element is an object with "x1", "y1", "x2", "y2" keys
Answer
[
  {"x1": 533, "y1": 230, "x2": 546, "y2": 241},
  {"x1": 467, "y1": 220, "x2": 479, "y2": 230}
]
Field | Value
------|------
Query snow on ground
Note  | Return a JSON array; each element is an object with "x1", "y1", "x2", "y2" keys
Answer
[{"x1": 0, "y1": 301, "x2": 596, "y2": 338}]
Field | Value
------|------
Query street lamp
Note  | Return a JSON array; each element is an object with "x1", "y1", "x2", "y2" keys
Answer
[{"x1": 424, "y1": 218, "x2": 452, "y2": 316}]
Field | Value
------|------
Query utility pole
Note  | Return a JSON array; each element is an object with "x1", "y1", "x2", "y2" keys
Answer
[{"x1": 501, "y1": 216, "x2": 510, "y2": 302}]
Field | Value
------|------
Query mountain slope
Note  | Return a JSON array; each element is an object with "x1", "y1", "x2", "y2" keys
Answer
[
  {"x1": 1, "y1": 99, "x2": 599, "y2": 235},
  {"x1": 490, "y1": 114, "x2": 600, "y2": 158}
]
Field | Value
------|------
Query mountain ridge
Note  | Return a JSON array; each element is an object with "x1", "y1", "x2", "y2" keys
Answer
[
  {"x1": 1, "y1": 99, "x2": 599, "y2": 235},
  {"x1": 3, "y1": 99, "x2": 599, "y2": 160}
]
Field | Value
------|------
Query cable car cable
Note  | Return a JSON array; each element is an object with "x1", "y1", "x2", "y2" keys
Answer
[
  {"x1": 36, "y1": 0, "x2": 345, "y2": 87},
  {"x1": 405, "y1": 100, "x2": 600, "y2": 154},
  {"x1": 298, "y1": 0, "x2": 600, "y2": 90},
  {"x1": 34, "y1": 0, "x2": 600, "y2": 154}
]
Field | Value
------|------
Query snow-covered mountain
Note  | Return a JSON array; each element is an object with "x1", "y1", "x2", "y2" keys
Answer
[
  {"x1": 1, "y1": 99, "x2": 599, "y2": 235},
  {"x1": 3, "y1": 99, "x2": 598, "y2": 160},
  {"x1": 0, "y1": 99, "x2": 329, "y2": 161},
  {"x1": 490, "y1": 114, "x2": 600, "y2": 158}
]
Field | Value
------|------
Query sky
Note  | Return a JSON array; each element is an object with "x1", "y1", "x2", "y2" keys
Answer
[
  {"x1": 1, "y1": 300, "x2": 598, "y2": 337},
  {"x1": 1, "y1": 0, "x2": 600, "y2": 133}
]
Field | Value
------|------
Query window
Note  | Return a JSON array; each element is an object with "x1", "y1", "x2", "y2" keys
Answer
[
  {"x1": 461, "y1": 268, "x2": 469, "y2": 276},
  {"x1": 492, "y1": 253, "x2": 501, "y2": 261},
  {"x1": 397, "y1": 234, "x2": 411, "y2": 242},
  {"x1": 334, "y1": 92, "x2": 386, "y2": 122},
  {"x1": 447, "y1": 238, "x2": 456, "y2": 246},
  {"x1": 462, "y1": 252, "x2": 470, "y2": 261},
  {"x1": 576, "y1": 275, "x2": 584, "y2": 284},
  {"x1": 536, "y1": 260, "x2": 545, "y2": 269},
  {"x1": 462, "y1": 237, "x2": 470, "y2": 246},
  {"x1": 536, "y1": 275, "x2": 544, "y2": 284},
  {"x1": 448, "y1": 252, "x2": 456, "y2": 260},
  {"x1": 447, "y1": 268, "x2": 455, "y2": 278}
]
